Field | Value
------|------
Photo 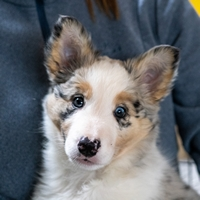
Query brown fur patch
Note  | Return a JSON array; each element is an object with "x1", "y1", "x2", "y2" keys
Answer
[
  {"x1": 114, "y1": 91, "x2": 134, "y2": 105},
  {"x1": 114, "y1": 117, "x2": 152, "y2": 159},
  {"x1": 75, "y1": 81, "x2": 93, "y2": 100},
  {"x1": 153, "y1": 67, "x2": 174, "y2": 101}
]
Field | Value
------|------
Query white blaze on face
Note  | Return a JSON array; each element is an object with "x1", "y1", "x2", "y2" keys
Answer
[{"x1": 64, "y1": 59, "x2": 132, "y2": 170}]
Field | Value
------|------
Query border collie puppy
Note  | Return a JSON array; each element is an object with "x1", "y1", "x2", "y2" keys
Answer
[{"x1": 32, "y1": 16, "x2": 200, "y2": 200}]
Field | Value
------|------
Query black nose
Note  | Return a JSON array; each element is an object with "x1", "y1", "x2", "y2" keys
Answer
[{"x1": 78, "y1": 137, "x2": 101, "y2": 157}]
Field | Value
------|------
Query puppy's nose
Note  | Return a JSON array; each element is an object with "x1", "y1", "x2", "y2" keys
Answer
[{"x1": 78, "y1": 137, "x2": 101, "y2": 157}]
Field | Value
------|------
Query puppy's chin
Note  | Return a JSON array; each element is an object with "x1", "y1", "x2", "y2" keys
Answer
[
  {"x1": 70, "y1": 157, "x2": 105, "y2": 171},
  {"x1": 66, "y1": 149, "x2": 112, "y2": 171}
]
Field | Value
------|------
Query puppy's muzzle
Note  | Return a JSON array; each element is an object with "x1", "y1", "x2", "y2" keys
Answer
[{"x1": 78, "y1": 137, "x2": 101, "y2": 157}]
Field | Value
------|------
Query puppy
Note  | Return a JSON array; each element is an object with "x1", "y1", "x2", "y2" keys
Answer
[{"x1": 32, "y1": 16, "x2": 200, "y2": 200}]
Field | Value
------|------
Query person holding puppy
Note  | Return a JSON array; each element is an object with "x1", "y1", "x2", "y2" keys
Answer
[{"x1": 0, "y1": 0, "x2": 200, "y2": 199}]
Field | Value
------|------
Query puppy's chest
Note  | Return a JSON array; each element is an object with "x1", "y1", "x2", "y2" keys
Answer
[{"x1": 46, "y1": 167, "x2": 162, "y2": 200}]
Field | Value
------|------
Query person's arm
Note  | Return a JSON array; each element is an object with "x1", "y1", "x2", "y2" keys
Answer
[{"x1": 157, "y1": 0, "x2": 200, "y2": 173}]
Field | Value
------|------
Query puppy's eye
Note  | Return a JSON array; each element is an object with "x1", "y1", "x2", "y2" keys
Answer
[
  {"x1": 114, "y1": 106, "x2": 126, "y2": 118},
  {"x1": 72, "y1": 96, "x2": 84, "y2": 108}
]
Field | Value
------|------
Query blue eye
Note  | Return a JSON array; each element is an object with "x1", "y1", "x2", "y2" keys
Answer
[
  {"x1": 72, "y1": 96, "x2": 84, "y2": 108},
  {"x1": 114, "y1": 106, "x2": 126, "y2": 118}
]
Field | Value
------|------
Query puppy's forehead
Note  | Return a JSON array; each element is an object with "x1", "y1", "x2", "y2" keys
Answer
[{"x1": 81, "y1": 58, "x2": 132, "y2": 97}]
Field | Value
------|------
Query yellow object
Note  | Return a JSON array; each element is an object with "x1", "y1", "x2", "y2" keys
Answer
[{"x1": 190, "y1": 0, "x2": 200, "y2": 15}]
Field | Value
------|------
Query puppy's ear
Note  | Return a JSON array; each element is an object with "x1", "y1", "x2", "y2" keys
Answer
[
  {"x1": 126, "y1": 45, "x2": 179, "y2": 104},
  {"x1": 45, "y1": 16, "x2": 98, "y2": 84}
]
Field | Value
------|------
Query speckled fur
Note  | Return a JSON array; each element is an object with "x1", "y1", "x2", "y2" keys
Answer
[{"x1": 32, "y1": 16, "x2": 199, "y2": 200}]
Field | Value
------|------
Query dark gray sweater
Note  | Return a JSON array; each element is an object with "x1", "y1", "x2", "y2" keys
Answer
[{"x1": 0, "y1": 0, "x2": 200, "y2": 199}]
